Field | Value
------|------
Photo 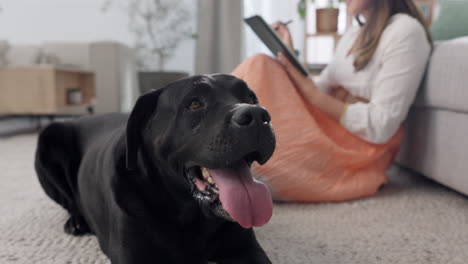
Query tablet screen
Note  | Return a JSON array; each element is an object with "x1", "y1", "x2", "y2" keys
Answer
[{"x1": 244, "y1": 15, "x2": 309, "y2": 76}]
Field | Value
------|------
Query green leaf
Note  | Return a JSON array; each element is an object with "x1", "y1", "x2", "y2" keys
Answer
[{"x1": 297, "y1": 0, "x2": 307, "y2": 19}]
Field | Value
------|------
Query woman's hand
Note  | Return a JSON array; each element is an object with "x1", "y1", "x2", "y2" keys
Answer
[
  {"x1": 277, "y1": 52, "x2": 319, "y2": 99},
  {"x1": 329, "y1": 84, "x2": 370, "y2": 104},
  {"x1": 272, "y1": 21, "x2": 294, "y2": 51},
  {"x1": 277, "y1": 52, "x2": 346, "y2": 122},
  {"x1": 329, "y1": 84, "x2": 348, "y2": 102}
]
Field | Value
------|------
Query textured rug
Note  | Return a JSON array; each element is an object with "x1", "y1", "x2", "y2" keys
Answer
[{"x1": 1, "y1": 134, "x2": 467, "y2": 264}]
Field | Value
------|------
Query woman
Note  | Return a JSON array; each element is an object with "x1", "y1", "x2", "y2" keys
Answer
[{"x1": 231, "y1": 0, "x2": 432, "y2": 202}]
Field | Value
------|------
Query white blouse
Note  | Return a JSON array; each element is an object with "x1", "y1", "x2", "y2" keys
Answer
[{"x1": 313, "y1": 14, "x2": 431, "y2": 144}]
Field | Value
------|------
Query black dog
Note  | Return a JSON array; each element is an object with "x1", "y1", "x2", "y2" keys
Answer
[{"x1": 35, "y1": 74, "x2": 276, "y2": 264}]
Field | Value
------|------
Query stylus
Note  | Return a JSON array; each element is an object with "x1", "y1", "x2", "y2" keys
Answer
[{"x1": 274, "y1": 20, "x2": 293, "y2": 30}]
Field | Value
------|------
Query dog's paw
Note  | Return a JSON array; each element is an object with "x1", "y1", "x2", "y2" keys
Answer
[{"x1": 64, "y1": 215, "x2": 91, "y2": 236}]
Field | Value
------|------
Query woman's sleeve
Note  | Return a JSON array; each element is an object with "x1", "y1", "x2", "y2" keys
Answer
[
  {"x1": 340, "y1": 21, "x2": 431, "y2": 144},
  {"x1": 312, "y1": 65, "x2": 333, "y2": 93},
  {"x1": 311, "y1": 27, "x2": 354, "y2": 94}
]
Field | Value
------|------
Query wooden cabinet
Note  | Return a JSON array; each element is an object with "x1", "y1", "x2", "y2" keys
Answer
[{"x1": 0, "y1": 66, "x2": 95, "y2": 115}]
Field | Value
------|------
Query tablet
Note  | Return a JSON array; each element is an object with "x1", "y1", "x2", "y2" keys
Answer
[{"x1": 244, "y1": 15, "x2": 309, "y2": 76}]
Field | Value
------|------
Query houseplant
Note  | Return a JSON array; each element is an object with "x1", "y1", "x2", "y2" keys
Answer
[
  {"x1": 311, "y1": 0, "x2": 343, "y2": 33},
  {"x1": 102, "y1": 0, "x2": 194, "y2": 93}
]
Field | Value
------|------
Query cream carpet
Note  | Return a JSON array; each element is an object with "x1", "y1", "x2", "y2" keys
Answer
[{"x1": 1, "y1": 134, "x2": 467, "y2": 264}]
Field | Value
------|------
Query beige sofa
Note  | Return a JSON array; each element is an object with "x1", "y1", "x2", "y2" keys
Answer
[
  {"x1": 397, "y1": 36, "x2": 468, "y2": 196},
  {"x1": 3, "y1": 41, "x2": 138, "y2": 114}
]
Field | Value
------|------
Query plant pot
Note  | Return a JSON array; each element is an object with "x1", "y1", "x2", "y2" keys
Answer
[
  {"x1": 316, "y1": 8, "x2": 339, "y2": 33},
  {"x1": 138, "y1": 71, "x2": 189, "y2": 94}
]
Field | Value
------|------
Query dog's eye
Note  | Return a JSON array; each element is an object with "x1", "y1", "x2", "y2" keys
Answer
[{"x1": 189, "y1": 99, "x2": 204, "y2": 110}]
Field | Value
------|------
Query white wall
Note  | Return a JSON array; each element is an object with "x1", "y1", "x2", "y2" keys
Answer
[{"x1": 0, "y1": 0, "x2": 196, "y2": 73}]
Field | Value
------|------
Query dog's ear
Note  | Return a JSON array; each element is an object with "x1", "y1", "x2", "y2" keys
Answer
[{"x1": 126, "y1": 89, "x2": 164, "y2": 171}]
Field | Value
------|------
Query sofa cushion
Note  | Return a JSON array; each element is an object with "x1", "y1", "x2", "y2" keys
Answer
[
  {"x1": 413, "y1": 37, "x2": 468, "y2": 114},
  {"x1": 431, "y1": 0, "x2": 468, "y2": 41},
  {"x1": 397, "y1": 107, "x2": 468, "y2": 196}
]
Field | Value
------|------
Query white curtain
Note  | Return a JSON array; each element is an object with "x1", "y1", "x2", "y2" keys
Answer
[{"x1": 195, "y1": 0, "x2": 244, "y2": 74}]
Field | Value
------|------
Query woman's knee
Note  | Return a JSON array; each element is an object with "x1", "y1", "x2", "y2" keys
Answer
[
  {"x1": 247, "y1": 53, "x2": 284, "y2": 72},
  {"x1": 232, "y1": 53, "x2": 288, "y2": 80},
  {"x1": 249, "y1": 53, "x2": 276, "y2": 65}
]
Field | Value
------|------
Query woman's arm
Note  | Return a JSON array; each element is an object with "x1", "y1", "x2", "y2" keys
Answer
[
  {"x1": 339, "y1": 22, "x2": 431, "y2": 144},
  {"x1": 277, "y1": 52, "x2": 347, "y2": 122},
  {"x1": 274, "y1": 20, "x2": 335, "y2": 94},
  {"x1": 278, "y1": 19, "x2": 431, "y2": 144}
]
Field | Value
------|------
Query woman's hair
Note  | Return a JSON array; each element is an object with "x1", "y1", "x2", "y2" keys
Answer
[{"x1": 350, "y1": 0, "x2": 432, "y2": 71}]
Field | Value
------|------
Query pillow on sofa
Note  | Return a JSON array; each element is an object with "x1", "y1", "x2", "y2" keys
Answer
[
  {"x1": 431, "y1": 0, "x2": 468, "y2": 41},
  {"x1": 6, "y1": 45, "x2": 41, "y2": 66}
]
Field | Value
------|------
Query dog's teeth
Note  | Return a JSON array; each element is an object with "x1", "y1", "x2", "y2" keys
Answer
[
  {"x1": 207, "y1": 176, "x2": 215, "y2": 184},
  {"x1": 201, "y1": 167, "x2": 210, "y2": 179}
]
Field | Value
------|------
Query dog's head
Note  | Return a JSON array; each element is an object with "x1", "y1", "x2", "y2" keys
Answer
[{"x1": 126, "y1": 74, "x2": 275, "y2": 228}]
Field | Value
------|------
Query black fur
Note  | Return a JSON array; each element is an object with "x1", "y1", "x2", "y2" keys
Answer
[{"x1": 35, "y1": 74, "x2": 275, "y2": 264}]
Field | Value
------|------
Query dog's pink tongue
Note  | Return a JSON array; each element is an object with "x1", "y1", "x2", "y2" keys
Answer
[{"x1": 208, "y1": 162, "x2": 273, "y2": 228}]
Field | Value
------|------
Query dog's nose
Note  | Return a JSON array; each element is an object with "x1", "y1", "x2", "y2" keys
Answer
[{"x1": 231, "y1": 105, "x2": 271, "y2": 127}]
